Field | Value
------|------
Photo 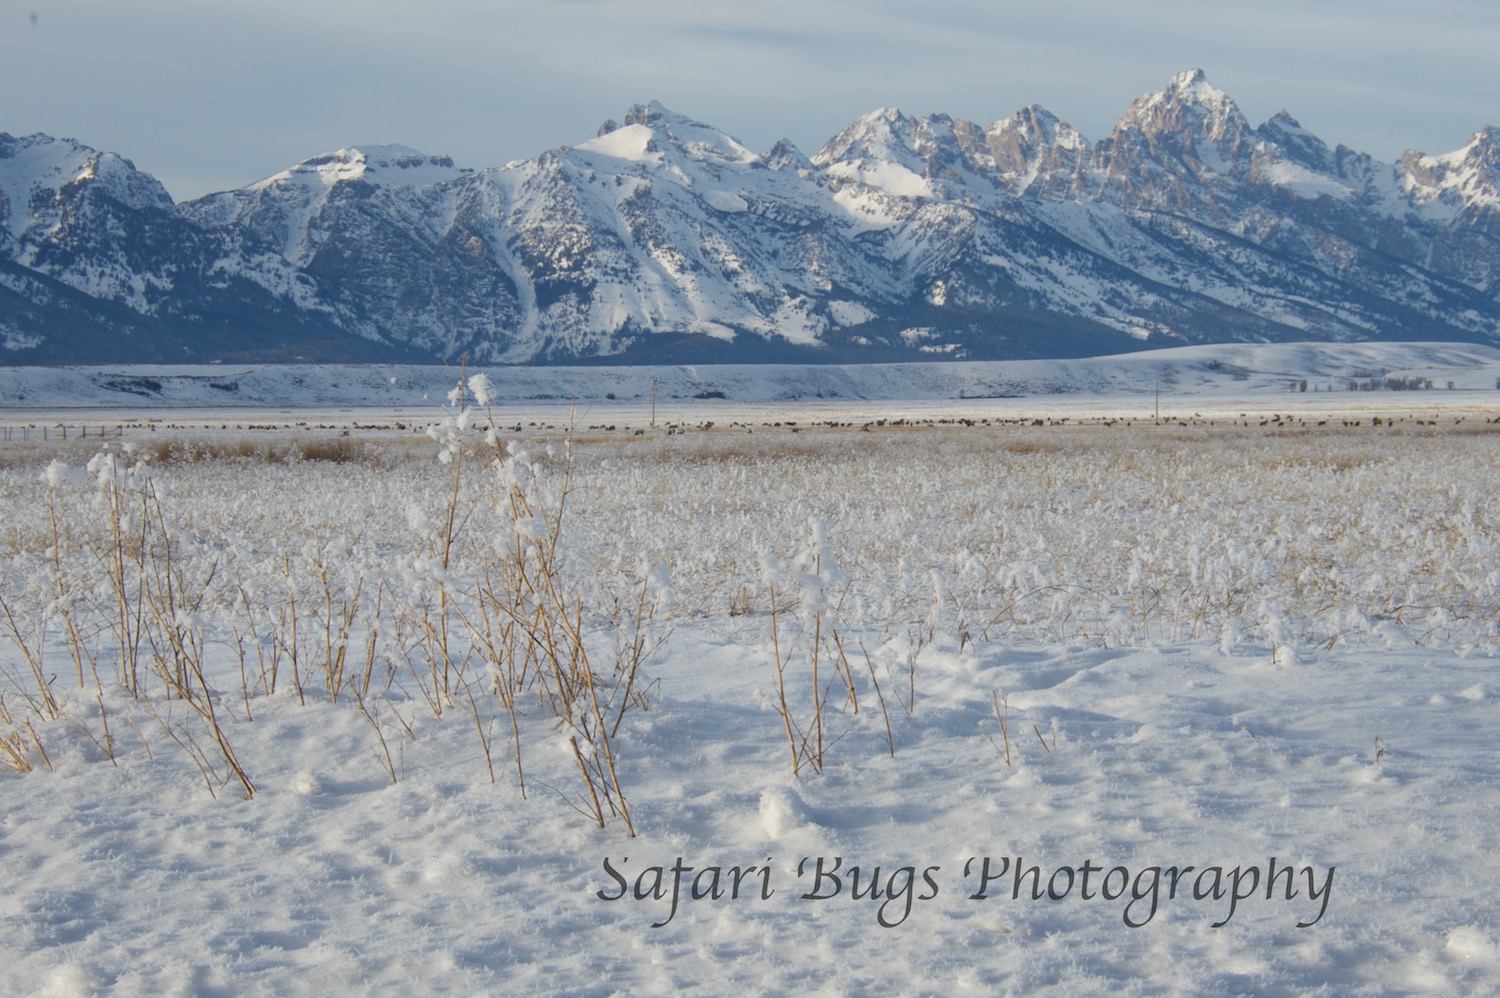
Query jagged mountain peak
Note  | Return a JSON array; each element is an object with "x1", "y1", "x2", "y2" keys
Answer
[
  {"x1": 1143, "y1": 68, "x2": 1241, "y2": 122},
  {"x1": 247, "y1": 144, "x2": 463, "y2": 193},
  {"x1": 0, "y1": 132, "x2": 176, "y2": 241},
  {"x1": 1112, "y1": 68, "x2": 1250, "y2": 143},
  {"x1": 983, "y1": 105, "x2": 1089, "y2": 196},
  {"x1": 1452, "y1": 125, "x2": 1500, "y2": 167},
  {"x1": 601, "y1": 101, "x2": 759, "y2": 165},
  {"x1": 621, "y1": 100, "x2": 677, "y2": 128},
  {"x1": 991, "y1": 104, "x2": 1063, "y2": 134},
  {"x1": 854, "y1": 106, "x2": 912, "y2": 127},
  {"x1": 1260, "y1": 109, "x2": 1309, "y2": 140},
  {"x1": 817, "y1": 106, "x2": 978, "y2": 150},
  {"x1": 1255, "y1": 110, "x2": 1336, "y2": 173},
  {"x1": 0, "y1": 132, "x2": 174, "y2": 208},
  {"x1": 1095, "y1": 69, "x2": 1257, "y2": 195},
  {"x1": 987, "y1": 104, "x2": 1089, "y2": 151},
  {"x1": 763, "y1": 138, "x2": 813, "y2": 173},
  {"x1": 1401, "y1": 124, "x2": 1500, "y2": 212},
  {"x1": 812, "y1": 107, "x2": 913, "y2": 165},
  {"x1": 1167, "y1": 67, "x2": 1215, "y2": 96},
  {"x1": 811, "y1": 106, "x2": 999, "y2": 197}
]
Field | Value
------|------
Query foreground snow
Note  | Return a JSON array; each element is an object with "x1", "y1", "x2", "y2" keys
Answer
[
  {"x1": 9, "y1": 638, "x2": 1497, "y2": 995},
  {"x1": 2, "y1": 391, "x2": 1499, "y2": 995}
]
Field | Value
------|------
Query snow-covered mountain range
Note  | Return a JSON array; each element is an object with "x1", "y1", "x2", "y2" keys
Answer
[{"x1": 3, "y1": 71, "x2": 1498, "y2": 365}]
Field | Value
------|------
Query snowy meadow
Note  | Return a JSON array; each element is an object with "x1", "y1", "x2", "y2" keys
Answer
[{"x1": 3, "y1": 385, "x2": 1500, "y2": 994}]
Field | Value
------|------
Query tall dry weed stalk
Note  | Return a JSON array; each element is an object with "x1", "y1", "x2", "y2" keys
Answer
[
  {"x1": 412, "y1": 371, "x2": 662, "y2": 834},
  {"x1": 764, "y1": 519, "x2": 883, "y2": 776},
  {"x1": 13, "y1": 447, "x2": 258, "y2": 798}
]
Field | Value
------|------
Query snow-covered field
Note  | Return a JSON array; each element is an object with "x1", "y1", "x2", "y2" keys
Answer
[
  {"x1": 3, "y1": 348, "x2": 1500, "y2": 995},
  {"x1": 2, "y1": 340, "x2": 1499, "y2": 417}
]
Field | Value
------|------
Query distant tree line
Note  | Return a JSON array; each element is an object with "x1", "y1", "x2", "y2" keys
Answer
[
  {"x1": 1321, "y1": 371, "x2": 1464, "y2": 392},
  {"x1": 1285, "y1": 373, "x2": 1477, "y2": 392},
  {"x1": 1346, "y1": 375, "x2": 1434, "y2": 391}
]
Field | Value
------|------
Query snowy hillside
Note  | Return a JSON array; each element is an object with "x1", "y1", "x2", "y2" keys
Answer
[{"x1": 1, "y1": 340, "x2": 1497, "y2": 413}]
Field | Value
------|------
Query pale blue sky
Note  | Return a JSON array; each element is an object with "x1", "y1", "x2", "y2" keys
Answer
[{"x1": 4, "y1": 0, "x2": 1497, "y2": 201}]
